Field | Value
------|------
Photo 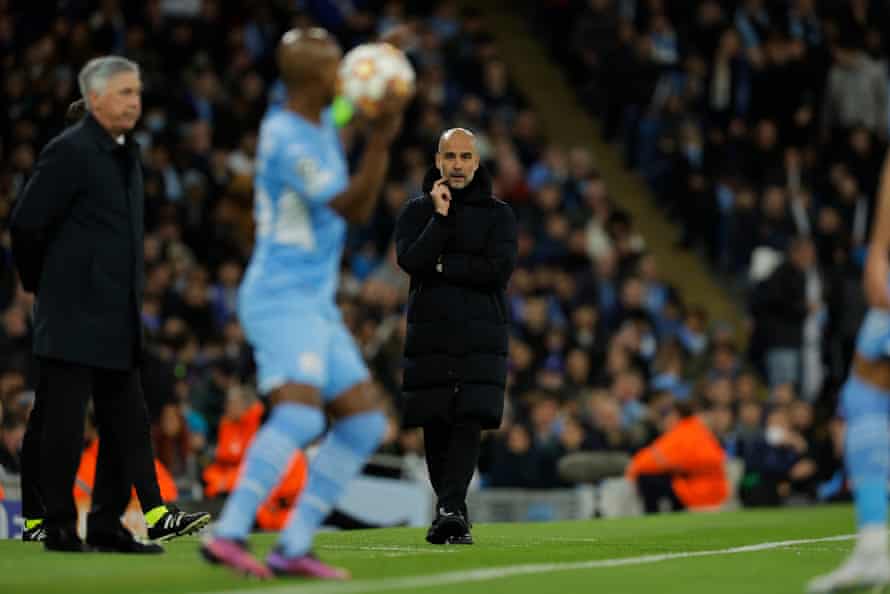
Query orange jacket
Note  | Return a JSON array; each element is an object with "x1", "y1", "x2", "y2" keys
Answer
[
  {"x1": 256, "y1": 452, "x2": 308, "y2": 531},
  {"x1": 203, "y1": 401, "x2": 265, "y2": 498},
  {"x1": 626, "y1": 416, "x2": 729, "y2": 508},
  {"x1": 0, "y1": 481, "x2": 4, "y2": 500},
  {"x1": 74, "y1": 439, "x2": 179, "y2": 503}
]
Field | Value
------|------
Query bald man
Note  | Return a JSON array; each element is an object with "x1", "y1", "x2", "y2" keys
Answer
[
  {"x1": 395, "y1": 128, "x2": 518, "y2": 545},
  {"x1": 201, "y1": 28, "x2": 409, "y2": 579}
]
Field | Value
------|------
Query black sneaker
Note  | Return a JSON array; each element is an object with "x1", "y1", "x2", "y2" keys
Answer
[
  {"x1": 147, "y1": 505, "x2": 211, "y2": 542},
  {"x1": 23, "y1": 524, "x2": 48, "y2": 542},
  {"x1": 446, "y1": 508, "x2": 473, "y2": 544},
  {"x1": 446, "y1": 530, "x2": 474, "y2": 545},
  {"x1": 87, "y1": 526, "x2": 164, "y2": 554},
  {"x1": 426, "y1": 508, "x2": 469, "y2": 545},
  {"x1": 44, "y1": 526, "x2": 92, "y2": 553},
  {"x1": 425, "y1": 509, "x2": 441, "y2": 544}
]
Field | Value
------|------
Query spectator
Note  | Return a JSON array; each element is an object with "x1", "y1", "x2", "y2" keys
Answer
[
  {"x1": 487, "y1": 424, "x2": 545, "y2": 488},
  {"x1": 822, "y1": 39, "x2": 888, "y2": 141},
  {"x1": 626, "y1": 400, "x2": 729, "y2": 513},
  {"x1": 0, "y1": 412, "x2": 24, "y2": 474},
  {"x1": 740, "y1": 406, "x2": 813, "y2": 506},
  {"x1": 209, "y1": 259, "x2": 243, "y2": 329},
  {"x1": 152, "y1": 403, "x2": 195, "y2": 481},
  {"x1": 752, "y1": 236, "x2": 817, "y2": 388},
  {"x1": 587, "y1": 393, "x2": 636, "y2": 453}
]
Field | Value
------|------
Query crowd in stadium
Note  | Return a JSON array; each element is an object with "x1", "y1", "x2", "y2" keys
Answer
[{"x1": 0, "y1": 0, "x2": 879, "y2": 512}]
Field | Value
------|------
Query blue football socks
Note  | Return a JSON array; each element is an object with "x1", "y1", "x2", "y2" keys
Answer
[
  {"x1": 215, "y1": 403, "x2": 325, "y2": 541},
  {"x1": 278, "y1": 410, "x2": 387, "y2": 556},
  {"x1": 842, "y1": 375, "x2": 890, "y2": 530}
]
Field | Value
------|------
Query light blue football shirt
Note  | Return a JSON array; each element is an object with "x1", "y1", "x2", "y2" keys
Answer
[{"x1": 239, "y1": 105, "x2": 349, "y2": 314}]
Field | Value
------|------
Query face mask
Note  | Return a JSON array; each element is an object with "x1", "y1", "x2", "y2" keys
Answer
[
  {"x1": 765, "y1": 425, "x2": 786, "y2": 446},
  {"x1": 146, "y1": 113, "x2": 166, "y2": 132},
  {"x1": 640, "y1": 333, "x2": 657, "y2": 359}
]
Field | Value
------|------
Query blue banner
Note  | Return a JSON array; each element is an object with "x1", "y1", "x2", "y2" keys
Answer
[{"x1": 0, "y1": 500, "x2": 24, "y2": 539}]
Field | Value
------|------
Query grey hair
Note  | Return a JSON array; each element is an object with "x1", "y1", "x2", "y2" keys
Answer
[{"x1": 78, "y1": 56, "x2": 140, "y2": 108}]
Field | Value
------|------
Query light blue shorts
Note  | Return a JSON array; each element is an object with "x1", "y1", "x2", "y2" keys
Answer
[{"x1": 240, "y1": 308, "x2": 369, "y2": 402}]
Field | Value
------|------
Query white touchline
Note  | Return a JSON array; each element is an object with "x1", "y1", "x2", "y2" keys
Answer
[
  {"x1": 318, "y1": 544, "x2": 459, "y2": 554},
  {"x1": 199, "y1": 533, "x2": 857, "y2": 594}
]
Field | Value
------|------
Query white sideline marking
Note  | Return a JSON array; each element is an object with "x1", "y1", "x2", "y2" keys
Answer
[
  {"x1": 201, "y1": 533, "x2": 856, "y2": 594},
  {"x1": 318, "y1": 544, "x2": 458, "y2": 554}
]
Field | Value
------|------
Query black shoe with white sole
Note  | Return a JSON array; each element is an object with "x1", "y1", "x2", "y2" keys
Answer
[
  {"x1": 426, "y1": 508, "x2": 470, "y2": 545},
  {"x1": 147, "y1": 506, "x2": 211, "y2": 542},
  {"x1": 446, "y1": 529, "x2": 474, "y2": 545},
  {"x1": 23, "y1": 524, "x2": 48, "y2": 542}
]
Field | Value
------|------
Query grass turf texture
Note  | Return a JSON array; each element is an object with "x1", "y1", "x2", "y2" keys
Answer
[{"x1": 0, "y1": 505, "x2": 865, "y2": 594}]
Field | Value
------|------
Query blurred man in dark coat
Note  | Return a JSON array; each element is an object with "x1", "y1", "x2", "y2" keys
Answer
[
  {"x1": 14, "y1": 97, "x2": 210, "y2": 546},
  {"x1": 11, "y1": 56, "x2": 162, "y2": 553},
  {"x1": 395, "y1": 128, "x2": 517, "y2": 544}
]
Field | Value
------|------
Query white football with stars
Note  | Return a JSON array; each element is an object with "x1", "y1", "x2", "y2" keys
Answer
[{"x1": 338, "y1": 42, "x2": 415, "y2": 117}]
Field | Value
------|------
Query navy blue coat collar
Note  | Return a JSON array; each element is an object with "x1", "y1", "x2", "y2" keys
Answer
[{"x1": 82, "y1": 112, "x2": 131, "y2": 152}]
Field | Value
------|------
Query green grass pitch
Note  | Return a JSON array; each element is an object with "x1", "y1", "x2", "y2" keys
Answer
[{"x1": 0, "y1": 505, "x2": 865, "y2": 594}]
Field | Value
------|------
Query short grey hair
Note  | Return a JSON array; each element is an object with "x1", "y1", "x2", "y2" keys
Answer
[{"x1": 78, "y1": 56, "x2": 140, "y2": 108}]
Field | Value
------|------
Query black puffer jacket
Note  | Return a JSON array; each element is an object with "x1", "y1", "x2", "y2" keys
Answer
[{"x1": 395, "y1": 166, "x2": 517, "y2": 429}]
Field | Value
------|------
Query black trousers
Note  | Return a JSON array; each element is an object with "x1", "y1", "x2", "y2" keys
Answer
[
  {"x1": 27, "y1": 357, "x2": 160, "y2": 533},
  {"x1": 21, "y1": 359, "x2": 164, "y2": 521},
  {"x1": 637, "y1": 474, "x2": 685, "y2": 514},
  {"x1": 423, "y1": 418, "x2": 482, "y2": 515}
]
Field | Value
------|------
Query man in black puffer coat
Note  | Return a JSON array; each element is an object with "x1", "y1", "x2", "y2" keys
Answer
[{"x1": 395, "y1": 128, "x2": 517, "y2": 544}]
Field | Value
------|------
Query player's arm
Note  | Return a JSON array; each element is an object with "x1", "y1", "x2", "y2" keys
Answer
[
  {"x1": 330, "y1": 95, "x2": 406, "y2": 224},
  {"x1": 864, "y1": 152, "x2": 890, "y2": 309},
  {"x1": 328, "y1": 131, "x2": 394, "y2": 225}
]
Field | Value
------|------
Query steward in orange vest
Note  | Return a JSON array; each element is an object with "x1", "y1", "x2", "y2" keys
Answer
[{"x1": 626, "y1": 401, "x2": 729, "y2": 512}]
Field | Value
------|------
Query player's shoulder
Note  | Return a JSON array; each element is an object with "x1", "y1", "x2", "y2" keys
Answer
[{"x1": 261, "y1": 107, "x2": 297, "y2": 139}]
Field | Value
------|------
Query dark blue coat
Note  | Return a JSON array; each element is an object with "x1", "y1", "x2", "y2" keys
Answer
[{"x1": 10, "y1": 114, "x2": 144, "y2": 370}]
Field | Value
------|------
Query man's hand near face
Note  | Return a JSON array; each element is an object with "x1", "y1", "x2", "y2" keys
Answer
[{"x1": 431, "y1": 178, "x2": 452, "y2": 216}]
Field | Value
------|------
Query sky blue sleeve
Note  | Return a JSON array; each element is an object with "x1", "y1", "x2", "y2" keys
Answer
[{"x1": 278, "y1": 136, "x2": 347, "y2": 205}]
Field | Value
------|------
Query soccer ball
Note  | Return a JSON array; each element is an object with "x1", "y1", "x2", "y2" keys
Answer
[{"x1": 338, "y1": 42, "x2": 415, "y2": 117}]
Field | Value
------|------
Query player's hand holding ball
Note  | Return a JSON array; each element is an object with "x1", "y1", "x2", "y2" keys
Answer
[{"x1": 371, "y1": 87, "x2": 412, "y2": 144}]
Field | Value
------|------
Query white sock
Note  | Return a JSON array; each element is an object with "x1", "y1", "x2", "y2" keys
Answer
[{"x1": 856, "y1": 525, "x2": 888, "y2": 556}]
